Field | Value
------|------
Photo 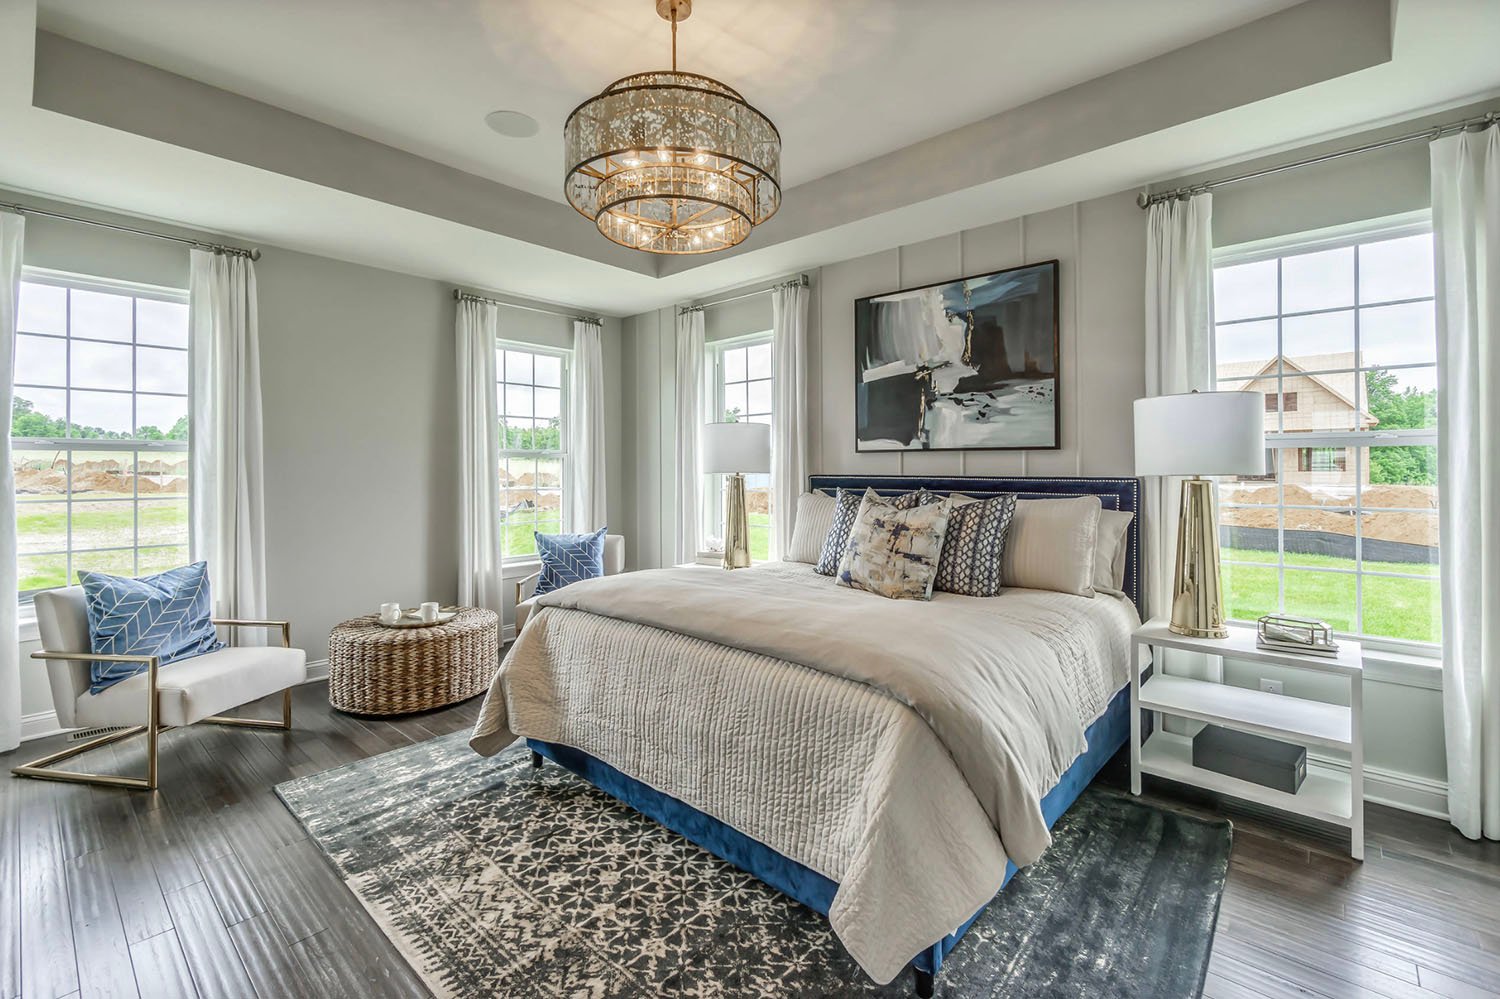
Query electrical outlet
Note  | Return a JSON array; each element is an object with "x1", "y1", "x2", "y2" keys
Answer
[{"x1": 1259, "y1": 679, "x2": 1284, "y2": 695}]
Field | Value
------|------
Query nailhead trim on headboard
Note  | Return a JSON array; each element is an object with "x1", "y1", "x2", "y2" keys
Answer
[{"x1": 807, "y1": 475, "x2": 1142, "y2": 611}]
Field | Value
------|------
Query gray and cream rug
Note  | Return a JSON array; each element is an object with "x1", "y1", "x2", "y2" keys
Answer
[{"x1": 276, "y1": 734, "x2": 1230, "y2": 998}]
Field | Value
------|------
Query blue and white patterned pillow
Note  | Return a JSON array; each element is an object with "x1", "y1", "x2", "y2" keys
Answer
[
  {"x1": 534, "y1": 528, "x2": 607, "y2": 598},
  {"x1": 78, "y1": 561, "x2": 225, "y2": 694}
]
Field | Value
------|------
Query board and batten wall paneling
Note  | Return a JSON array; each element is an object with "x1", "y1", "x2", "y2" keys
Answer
[{"x1": 809, "y1": 191, "x2": 1144, "y2": 483}]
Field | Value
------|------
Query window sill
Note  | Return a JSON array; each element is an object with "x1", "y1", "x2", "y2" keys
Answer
[
  {"x1": 1360, "y1": 647, "x2": 1443, "y2": 690},
  {"x1": 501, "y1": 559, "x2": 542, "y2": 579}
]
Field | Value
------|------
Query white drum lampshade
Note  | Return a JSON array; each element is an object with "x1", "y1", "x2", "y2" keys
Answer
[
  {"x1": 702, "y1": 421, "x2": 771, "y2": 474},
  {"x1": 1133, "y1": 391, "x2": 1267, "y2": 477},
  {"x1": 702, "y1": 422, "x2": 769, "y2": 569},
  {"x1": 1133, "y1": 390, "x2": 1266, "y2": 639}
]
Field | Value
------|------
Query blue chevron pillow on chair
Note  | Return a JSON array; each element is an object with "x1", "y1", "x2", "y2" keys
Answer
[
  {"x1": 533, "y1": 528, "x2": 607, "y2": 598},
  {"x1": 78, "y1": 561, "x2": 225, "y2": 694}
]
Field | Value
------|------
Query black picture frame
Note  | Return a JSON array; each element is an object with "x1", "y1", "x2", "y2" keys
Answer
[{"x1": 853, "y1": 259, "x2": 1061, "y2": 452}]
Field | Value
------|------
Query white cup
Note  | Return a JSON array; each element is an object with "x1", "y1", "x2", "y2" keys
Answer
[
  {"x1": 419, "y1": 601, "x2": 440, "y2": 623},
  {"x1": 379, "y1": 602, "x2": 401, "y2": 625}
]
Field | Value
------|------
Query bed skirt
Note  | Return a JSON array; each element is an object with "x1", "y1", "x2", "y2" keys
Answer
[{"x1": 527, "y1": 682, "x2": 1134, "y2": 980}]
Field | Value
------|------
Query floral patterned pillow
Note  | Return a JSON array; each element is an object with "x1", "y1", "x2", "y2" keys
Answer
[{"x1": 835, "y1": 488, "x2": 954, "y2": 600}]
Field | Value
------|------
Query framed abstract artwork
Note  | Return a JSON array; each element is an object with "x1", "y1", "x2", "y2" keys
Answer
[{"x1": 854, "y1": 260, "x2": 1060, "y2": 451}]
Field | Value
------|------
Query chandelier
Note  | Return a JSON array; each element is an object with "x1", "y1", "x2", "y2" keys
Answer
[{"x1": 563, "y1": 0, "x2": 781, "y2": 255}]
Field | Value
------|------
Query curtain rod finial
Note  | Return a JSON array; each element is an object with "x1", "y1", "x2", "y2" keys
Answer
[{"x1": 1136, "y1": 191, "x2": 1151, "y2": 209}]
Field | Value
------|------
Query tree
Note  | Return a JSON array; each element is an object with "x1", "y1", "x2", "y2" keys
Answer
[
  {"x1": 1363, "y1": 369, "x2": 1437, "y2": 485},
  {"x1": 12, "y1": 396, "x2": 188, "y2": 442}
]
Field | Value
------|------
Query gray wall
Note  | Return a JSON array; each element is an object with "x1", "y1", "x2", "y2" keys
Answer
[
  {"x1": 13, "y1": 196, "x2": 624, "y2": 724},
  {"x1": 617, "y1": 108, "x2": 1463, "y2": 809}
]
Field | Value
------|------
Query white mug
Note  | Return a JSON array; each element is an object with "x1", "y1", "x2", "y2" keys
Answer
[
  {"x1": 419, "y1": 601, "x2": 440, "y2": 623},
  {"x1": 379, "y1": 602, "x2": 401, "y2": 625}
]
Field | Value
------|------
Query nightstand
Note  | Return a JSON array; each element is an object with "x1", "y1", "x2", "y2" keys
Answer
[{"x1": 1129, "y1": 618, "x2": 1365, "y2": 859}]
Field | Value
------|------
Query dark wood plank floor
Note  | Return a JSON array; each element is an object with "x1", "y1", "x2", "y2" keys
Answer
[{"x1": 2, "y1": 679, "x2": 1497, "y2": 999}]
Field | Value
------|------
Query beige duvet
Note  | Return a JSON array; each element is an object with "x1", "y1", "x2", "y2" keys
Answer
[{"x1": 471, "y1": 561, "x2": 1136, "y2": 984}]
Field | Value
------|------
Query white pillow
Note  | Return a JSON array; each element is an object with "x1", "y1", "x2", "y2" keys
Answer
[
  {"x1": 785, "y1": 491, "x2": 835, "y2": 564},
  {"x1": 1001, "y1": 496, "x2": 1103, "y2": 596},
  {"x1": 1093, "y1": 510, "x2": 1134, "y2": 596}
]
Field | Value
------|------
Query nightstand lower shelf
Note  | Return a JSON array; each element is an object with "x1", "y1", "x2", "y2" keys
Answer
[{"x1": 1139, "y1": 730, "x2": 1353, "y2": 827}]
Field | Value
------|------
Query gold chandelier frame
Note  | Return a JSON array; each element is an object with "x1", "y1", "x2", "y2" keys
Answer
[{"x1": 562, "y1": 1, "x2": 781, "y2": 255}]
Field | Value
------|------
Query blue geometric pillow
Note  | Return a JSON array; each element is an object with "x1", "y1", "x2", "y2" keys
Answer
[
  {"x1": 534, "y1": 528, "x2": 607, "y2": 598},
  {"x1": 78, "y1": 561, "x2": 225, "y2": 694}
]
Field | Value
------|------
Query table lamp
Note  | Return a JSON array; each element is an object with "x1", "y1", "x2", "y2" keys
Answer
[
  {"x1": 1134, "y1": 390, "x2": 1266, "y2": 638},
  {"x1": 702, "y1": 421, "x2": 771, "y2": 569}
]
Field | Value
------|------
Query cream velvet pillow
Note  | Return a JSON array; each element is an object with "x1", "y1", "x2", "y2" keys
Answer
[
  {"x1": 1001, "y1": 495, "x2": 1103, "y2": 596},
  {"x1": 1093, "y1": 509, "x2": 1134, "y2": 596},
  {"x1": 785, "y1": 491, "x2": 836, "y2": 564}
]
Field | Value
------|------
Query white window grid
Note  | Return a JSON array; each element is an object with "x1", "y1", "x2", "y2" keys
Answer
[
  {"x1": 1212, "y1": 216, "x2": 1439, "y2": 655},
  {"x1": 495, "y1": 341, "x2": 570, "y2": 561},
  {"x1": 13, "y1": 270, "x2": 191, "y2": 600},
  {"x1": 706, "y1": 332, "x2": 773, "y2": 553}
]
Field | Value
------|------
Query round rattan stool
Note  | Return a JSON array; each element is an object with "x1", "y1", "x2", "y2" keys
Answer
[{"x1": 327, "y1": 607, "x2": 499, "y2": 715}]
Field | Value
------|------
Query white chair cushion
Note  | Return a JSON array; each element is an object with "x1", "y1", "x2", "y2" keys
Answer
[
  {"x1": 515, "y1": 596, "x2": 540, "y2": 633},
  {"x1": 74, "y1": 646, "x2": 308, "y2": 729}
]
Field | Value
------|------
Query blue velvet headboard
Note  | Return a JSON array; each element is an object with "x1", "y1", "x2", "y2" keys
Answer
[{"x1": 808, "y1": 475, "x2": 1143, "y2": 611}]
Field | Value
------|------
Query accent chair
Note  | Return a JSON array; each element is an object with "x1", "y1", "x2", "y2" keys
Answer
[{"x1": 13, "y1": 585, "x2": 307, "y2": 791}]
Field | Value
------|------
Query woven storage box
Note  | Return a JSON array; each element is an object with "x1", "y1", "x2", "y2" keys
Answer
[{"x1": 328, "y1": 606, "x2": 499, "y2": 715}]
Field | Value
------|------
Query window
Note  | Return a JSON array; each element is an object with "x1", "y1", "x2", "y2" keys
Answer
[
  {"x1": 1213, "y1": 217, "x2": 1439, "y2": 650},
  {"x1": 496, "y1": 343, "x2": 568, "y2": 560},
  {"x1": 708, "y1": 334, "x2": 773, "y2": 560},
  {"x1": 12, "y1": 271, "x2": 190, "y2": 601}
]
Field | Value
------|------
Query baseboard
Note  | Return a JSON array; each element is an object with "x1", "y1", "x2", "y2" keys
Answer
[
  {"x1": 20, "y1": 710, "x2": 65, "y2": 743},
  {"x1": 1308, "y1": 751, "x2": 1450, "y2": 820},
  {"x1": 304, "y1": 658, "x2": 329, "y2": 682},
  {"x1": 503, "y1": 624, "x2": 516, "y2": 644}
]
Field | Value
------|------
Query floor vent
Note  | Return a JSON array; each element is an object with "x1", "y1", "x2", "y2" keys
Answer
[{"x1": 68, "y1": 725, "x2": 130, "y2": 742}]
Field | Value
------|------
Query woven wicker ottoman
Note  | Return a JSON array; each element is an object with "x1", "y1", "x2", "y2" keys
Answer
[{"x1": 327, "y1": 606, "x2": 500, "y2": 715}]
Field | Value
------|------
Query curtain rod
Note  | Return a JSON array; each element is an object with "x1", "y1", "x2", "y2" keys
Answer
[
  {"x1": 453, "y1": 289, "x2": 602, "y2": 325},
  {"x1": 1138, "y1": 109, "x2": 1499, "y2": 209},
  {"x1": 0, "y1": 200, "x2": 261, "y2": 259},
  {"x1": 679, "y1": 274, "x2": 809, "y2": 314}
]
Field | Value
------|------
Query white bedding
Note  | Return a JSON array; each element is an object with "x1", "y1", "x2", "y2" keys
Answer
[{"x1": 471, "y1": 561, "x2": 1137, "y2": 984}]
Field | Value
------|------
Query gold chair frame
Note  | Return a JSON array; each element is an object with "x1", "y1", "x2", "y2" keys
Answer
[{"x1": 12, "y1": 620, "x2": 294, "y2": 791}]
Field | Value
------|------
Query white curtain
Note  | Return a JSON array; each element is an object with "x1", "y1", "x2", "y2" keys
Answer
[
  {"x1": 1, "y1": 211, "x2": 23, "y2": 752},
  {"x1": 456, "y1": 299, "x2": 504, "y2": 617},
  {"x1": 188, "y1": 249, "x2": 268, "y2": 634},
  {"x1": 568, "y1": 319, "x2": 607, "y2": 534},
  {"x1": 674, "y1": 308, "x2": 705, "y2": 565},
  {"x1": 1431, "y1": 124, "x2": 1500, "y2": 841},
  {"x1": 1143, "y1": 194, "x2": 1216, "y2": 701},
  {"x1": 770, "y1": 281, "x2": 809, "y2": 560},
  {"x1": 1143, "y1": 194, "x2": 1215, "y2": 620}
]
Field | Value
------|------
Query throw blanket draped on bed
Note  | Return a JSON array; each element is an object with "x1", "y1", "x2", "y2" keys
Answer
[{"x1": 471, "y1": 562, "x2": 1135, "y2": 983}]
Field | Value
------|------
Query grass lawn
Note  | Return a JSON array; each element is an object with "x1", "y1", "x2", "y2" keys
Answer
[
  {"x1": 1222, "y1": 547, "x2": 1439, "y2": 644},
  {"x1": 749, "y1": 512, "x2": 771, "y2": 563},
  {"x1": 17, "y1": 498, "x2": 190, "y2": 592}
]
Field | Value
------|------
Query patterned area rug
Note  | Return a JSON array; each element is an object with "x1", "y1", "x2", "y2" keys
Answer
[{"x1": 276, "y1": 733, "x2": 1230, "y2": 998}]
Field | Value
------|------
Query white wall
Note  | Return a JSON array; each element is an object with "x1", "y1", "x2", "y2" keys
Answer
[
  {"x1": 615, "y1": 102, "x2": 1478, "y2": 813},
  {"x1": 11, "y1": 192, "x2": 624, "y2": 731}
]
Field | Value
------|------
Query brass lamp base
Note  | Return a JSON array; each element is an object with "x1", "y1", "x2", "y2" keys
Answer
[
  {"x1": 722, "y1": 472, "x2": 751, "y2": 570},
  {"x1": 1169, "y1": 476, "x2": 1228, "y2": 639},
  {"x1": 723, "y1": 474, "x2": 756, "y2": 567}
]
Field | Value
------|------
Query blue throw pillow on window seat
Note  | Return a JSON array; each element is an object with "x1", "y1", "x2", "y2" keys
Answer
[
  {"x1": 534, "y1": 528, "x2": 608, "y2": 598},
  {"x1": 77, "y1": 560, "x2": 225, "y2": 694}
]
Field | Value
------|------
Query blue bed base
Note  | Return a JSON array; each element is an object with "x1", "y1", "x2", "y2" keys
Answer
[
  {"x1": 527, "y1": 683, "x2": 1131, "y2": 981},
  {"x1": 528, "y1": 475, "x2": 1143, "y2": 987}
]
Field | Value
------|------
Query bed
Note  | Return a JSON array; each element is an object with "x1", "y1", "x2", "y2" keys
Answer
[{"x1": 471, "y1": 475, "x2": 1142, "y2": 997}]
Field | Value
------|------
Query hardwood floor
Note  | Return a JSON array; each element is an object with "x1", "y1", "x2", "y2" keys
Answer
[{"x1": 2, "y1": 680, "x2": 1497, "y2": 999}]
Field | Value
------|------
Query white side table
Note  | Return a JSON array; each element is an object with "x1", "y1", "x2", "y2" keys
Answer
[{"x1": 1129, "y1": 618, "x2": 1365, "y2": 859}]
